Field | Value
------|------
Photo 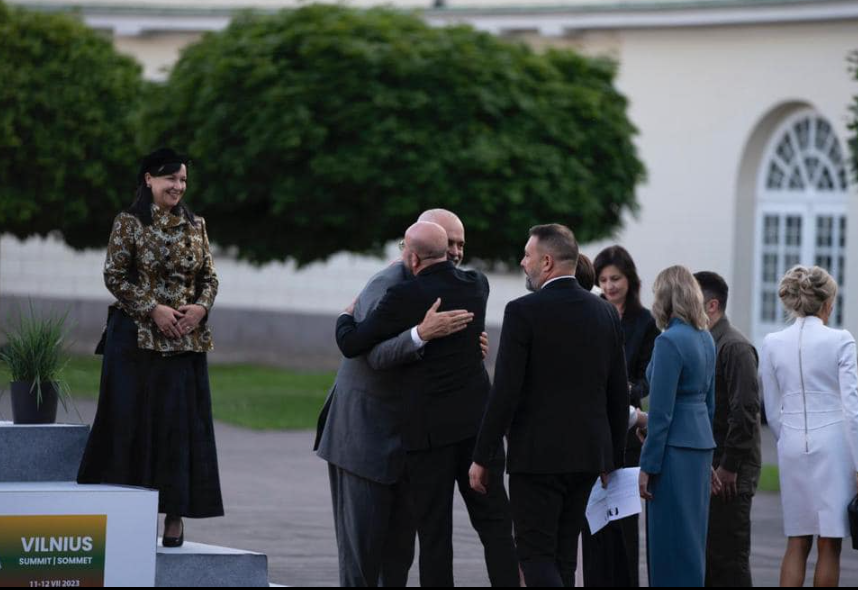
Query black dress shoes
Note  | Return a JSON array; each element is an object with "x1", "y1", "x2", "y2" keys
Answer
[{"x1": 162, "y1": 518, "x2": 184, "y2": 548}]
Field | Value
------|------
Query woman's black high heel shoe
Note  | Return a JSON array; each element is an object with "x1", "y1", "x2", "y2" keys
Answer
[{"x1": 162, "y1": 517, "x2": 184, "y2": 548}]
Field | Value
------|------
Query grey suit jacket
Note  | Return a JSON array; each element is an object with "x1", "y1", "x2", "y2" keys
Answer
[{"x1": 314, "y1": 262, "x2": 423, "y2": 484}]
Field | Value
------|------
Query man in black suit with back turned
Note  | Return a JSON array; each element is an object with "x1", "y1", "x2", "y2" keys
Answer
[
  {"x1": 469, "y1": 224, "x2": 630, "y2": 587},
  {"x1": 336, "y1": 221, "x2": 518, "y2": 587}
]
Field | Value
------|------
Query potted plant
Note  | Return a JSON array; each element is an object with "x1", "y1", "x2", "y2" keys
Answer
[{"x1": 0, "y1": 305, "x2": 75, "y2": 424}]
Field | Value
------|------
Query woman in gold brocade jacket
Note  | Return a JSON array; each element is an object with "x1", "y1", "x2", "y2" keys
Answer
[{"x1": 78, "y1": 148, "x2": 224, "y2": 548}]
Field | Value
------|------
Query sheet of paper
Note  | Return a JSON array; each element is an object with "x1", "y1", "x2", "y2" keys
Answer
[{"x1": 585, "y1": 467, "x2": 642, "y2": 535}]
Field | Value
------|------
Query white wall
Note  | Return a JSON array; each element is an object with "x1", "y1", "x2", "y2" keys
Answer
[
  {"x1": 0, "y1": 236, "x2": 107, "y2": 302},
  {"x1": 598, "y1": 20, "x2": 858, "y2": 338},
  {"x1": 114, "y1": 33, "x2": 203, "y2": 81},
  {"x1": 0, "y1": 236, "x2": 529, "y2": 325}
]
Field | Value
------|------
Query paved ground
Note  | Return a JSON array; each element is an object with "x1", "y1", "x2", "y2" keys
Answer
[{"x1": 7, "y1": 399, "x2": 858, "y2": 587}]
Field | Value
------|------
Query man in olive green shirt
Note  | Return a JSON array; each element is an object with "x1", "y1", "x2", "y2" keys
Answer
[{"x1": 695, "y1": 272, "x2": 762, "y2": 587}]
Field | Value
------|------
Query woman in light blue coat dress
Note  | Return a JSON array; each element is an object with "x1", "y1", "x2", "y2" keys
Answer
[{"x1": 639, "y1": 266, "x2": 718, "y2": 587}]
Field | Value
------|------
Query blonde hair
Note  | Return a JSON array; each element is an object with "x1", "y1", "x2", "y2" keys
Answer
[
  {"x1": 652, "y1": 265, "x2": 709, "y2": 331},
  {"x1": 778, "y1": 265, "x2": 837, "y2": 318}
]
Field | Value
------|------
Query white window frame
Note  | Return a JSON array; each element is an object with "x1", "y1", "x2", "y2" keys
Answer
[{"x1": 752, "y1": 108, "x2": 850, "y2": 345}]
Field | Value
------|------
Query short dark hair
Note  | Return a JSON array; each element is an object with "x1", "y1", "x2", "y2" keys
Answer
[
  {"x1": 694, "y1": 271, "x2": 729, "y2": 312},
  {"x1": 576, "y1": 254, "x2": 595, "y2": 292},
  {"x1": 594, "y1": 245, "x2": 643, "y2": 314},
  {"x1": 529, "y1": 224, "x2": 579, "y2": 267}
]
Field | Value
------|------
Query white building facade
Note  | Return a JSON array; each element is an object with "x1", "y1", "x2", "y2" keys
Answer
[{"x1": 4, "y1": 0, "x2": 858, "y2": 365}]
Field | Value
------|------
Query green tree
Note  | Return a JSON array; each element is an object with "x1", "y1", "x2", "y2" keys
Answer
[
  {"x1": 0, "y1": 1, "x2": 146, "y2": 249},
  {"x1": 146, "y1": 5, "x2": 645, "y2": 265}
]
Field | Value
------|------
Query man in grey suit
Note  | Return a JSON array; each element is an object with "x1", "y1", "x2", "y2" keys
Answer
[{"x1": 314, "y1": 210, "x2": 476, "y2": 587}]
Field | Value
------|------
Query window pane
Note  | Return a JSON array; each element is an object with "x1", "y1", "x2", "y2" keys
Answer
[
  {"x1": 777, "y1": 134, "x2": 795, "y2": 164},
  {"x1": 817, "y1": 168, "x2": 835, "y2": 191},
  {"x1": 763, "y1": 253, "x2": 779, "y2": 283},
  {"x1": 764, "y1": 215, "x2": 780, "y2": 245},
  {"x1": 816, "y1": 216, "x2": 833, "y2": 248},
  {"x1": 815, "y1": 118, "x2": 832, "y2": 151},
  {"x1": 784, "y1": 254, "x2": 801, "y2": 273},
  {"x1": 762, "y1": 291, "x2": 777, "y2": 322},
  {"x1": 836, "y1": 294, "x2": 844, "y2": 327},
  {"x1": 786, "y1": 216, "x2": 802, "y2": 246},
  {"x1": 795, "y1": 118, "x2": 810, "y2": 150},
  {"x1": 788, "y1": 168, "x2": 804, "y2": 190},
  {"x1": 829, "y1": 140, "x2": 843, "y2": 165},
  {"x1": 805, "y1": 156, "x2": 820, "y2": 183},
  {"x1": 815, "y1": 255, "x2": 832, "y2": 271},
  {"x1": 767, "y1": 162, "x2": 785, "y2": 189}
]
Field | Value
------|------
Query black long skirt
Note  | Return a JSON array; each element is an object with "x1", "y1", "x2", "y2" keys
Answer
[{"x1": 77, "y1": 309, "x2": 224, "y2": 518}]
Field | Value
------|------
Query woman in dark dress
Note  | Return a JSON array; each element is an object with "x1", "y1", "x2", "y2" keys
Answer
[
  {"x1": 78, "y1": 148, "x2": 223, "y2": 547},
  {"x1": 578, "y1": 245, "x2": 659, "y2": 586}
]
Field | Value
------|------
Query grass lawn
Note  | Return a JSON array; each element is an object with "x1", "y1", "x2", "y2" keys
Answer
[
  {"x1": 0, "y1": 356, "x2": 335, "y2": 430},
  {"x1": 759, "y1": 464, "x2": 780, "y2": 493}
]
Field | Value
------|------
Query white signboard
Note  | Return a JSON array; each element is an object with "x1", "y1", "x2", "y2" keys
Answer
[{"x1": 0, "y1": 483, "x2": 158, "y2": 587}]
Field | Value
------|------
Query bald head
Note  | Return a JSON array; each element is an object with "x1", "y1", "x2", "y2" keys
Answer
[
  {"x1": 418, "y1": 208, "x2": 461, "y2": 229},
  {"x1": 403, "y1": 221, "x2": 448, "y2": 272},
  {"x1": 418, "y1": 209, "x2": 466, "y2": 265}
]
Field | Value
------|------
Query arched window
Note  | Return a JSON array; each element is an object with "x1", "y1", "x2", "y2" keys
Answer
[{"x1": 753, "y1": 109, "x2": 849, "y2": 343}]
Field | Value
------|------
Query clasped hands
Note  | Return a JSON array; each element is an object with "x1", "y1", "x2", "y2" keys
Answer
[{"x1": 150, "y1": 304, "x2": 206, "y2": 339}]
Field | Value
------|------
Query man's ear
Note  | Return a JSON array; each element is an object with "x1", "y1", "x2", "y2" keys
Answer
[
  {"x1": 707, "y1": 299, "x2": 720, "y2": 315},
  {"x1": 543, "y1": 253, "x2": 554, "y2": 274}
]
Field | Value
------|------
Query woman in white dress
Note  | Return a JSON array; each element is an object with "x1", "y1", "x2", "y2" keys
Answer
[{"x1": 760, "y1": 265, "x2": 858, "y2": 586}]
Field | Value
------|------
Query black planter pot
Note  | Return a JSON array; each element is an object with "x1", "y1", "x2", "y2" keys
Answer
[{"x1": 10, "y1": 381, "x2": 59, "y2": 425}]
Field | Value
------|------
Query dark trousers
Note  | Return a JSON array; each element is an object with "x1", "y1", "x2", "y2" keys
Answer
[
  {"x1": 509, "y1": 472, "x2": 598, "y2": 588},
  {"x1": 581, "y1": 517, "x2": 634, "y2": 587},
  {"x1": 705, "y1": 493, "x2": 754, "y2": 587},
  {"x1": 328, "y1": 464, "x2": 415, "y2": 587},
  {"x1": 406, "y1": 437, "x2": 518, "y2": 587},
  {"x1": 556, "y1": 521, "x2": 579, "y2": 587}
]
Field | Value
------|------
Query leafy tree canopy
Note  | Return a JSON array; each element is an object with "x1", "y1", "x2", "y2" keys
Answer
[
  {"x1": 145, "y1": 5, "x2": 645, "y2": 266},
  {"x1": 0, "y1": 1, "x2": 147, "y2": 248}
]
